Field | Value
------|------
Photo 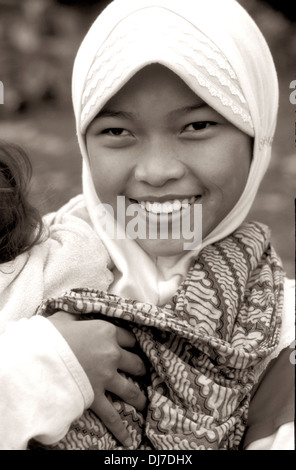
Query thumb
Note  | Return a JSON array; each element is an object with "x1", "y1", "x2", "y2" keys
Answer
[{"x1": 48, "y1": 311, "x2": 78, "y2": 322}]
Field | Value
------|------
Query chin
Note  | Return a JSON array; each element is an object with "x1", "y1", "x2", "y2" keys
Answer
[{"x1": 136, "y1": 238, "x2": 192, "y2": 258}]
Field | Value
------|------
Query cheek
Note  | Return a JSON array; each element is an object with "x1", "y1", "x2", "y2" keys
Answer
[
  {"x1": 87, "y1": 147, "x2": 130, "y2": 203},
  {"x1": 209, "y1": 135, "x2": 252, "y2": 193},
  {"x1": 230, "y1": 138, "x2": 252, "y2": 189}
]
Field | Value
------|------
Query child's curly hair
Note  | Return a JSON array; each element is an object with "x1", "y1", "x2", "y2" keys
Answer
[{"x1": 0, "y1": 142, "x2": 44, "y2": 263}]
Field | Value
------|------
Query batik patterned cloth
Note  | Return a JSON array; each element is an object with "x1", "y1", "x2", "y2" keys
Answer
[{"x1": 29, "y1": 221, "x2": 284, "y2": 450}]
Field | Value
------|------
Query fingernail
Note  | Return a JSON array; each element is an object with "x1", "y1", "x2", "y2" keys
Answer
[{"x1": 124, "y1": 437, "x2": 133, "y2": 447}]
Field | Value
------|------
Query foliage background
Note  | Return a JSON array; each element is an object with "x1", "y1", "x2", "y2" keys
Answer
[{"x1": 0, "y1": 0, "x2": 295, "y2": 277}]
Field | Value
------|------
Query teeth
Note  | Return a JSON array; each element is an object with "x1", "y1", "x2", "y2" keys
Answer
[
  {"x1": 173, "y1": 200, "x2": 182, "y2": 211},
  {"x1": 151, "y1": 203, "x2": 161, "y2": 214},
  {"x1": 163, "y1": 201, "x2": 173, "y2": 213},
  {"x1": 138, "y1": 197, "x2": 197, "y2": 214}
]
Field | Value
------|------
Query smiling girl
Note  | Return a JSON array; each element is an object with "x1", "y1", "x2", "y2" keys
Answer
[{"x1": 0, "y1": 0, "x2": 294, "y2": 451}]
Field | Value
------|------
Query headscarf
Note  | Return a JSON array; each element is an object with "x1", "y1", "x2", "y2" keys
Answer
[{"x1": 71, "y1": 0, "x2": 279, "y2": 305}]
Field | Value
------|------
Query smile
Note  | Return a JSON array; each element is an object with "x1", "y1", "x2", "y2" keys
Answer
[{"x1": 129, "y1": 196, "x2": 200, "y2": 214}]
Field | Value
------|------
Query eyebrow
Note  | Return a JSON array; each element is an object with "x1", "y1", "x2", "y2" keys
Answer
[
  {"x1": 95, "y1": 109, "x2": 135, "y2": 120},
  {"x1": 167, "y1": 102, "x2": 208, "y2": 119},
  {"x1": 95, "y1": 102, "x2": 208, "y2": 121}
]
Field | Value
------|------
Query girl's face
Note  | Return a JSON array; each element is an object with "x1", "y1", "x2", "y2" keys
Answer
[{"x1": 86, "y1": 64, "x2": 252, "y2": 257}]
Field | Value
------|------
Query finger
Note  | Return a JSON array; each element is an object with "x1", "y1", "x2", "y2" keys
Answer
[
  {"x1": 116, "y1": 326, "x2": 137, "y2": 348},
  {"x1": 91, "y1": 394, "x2": 133, "y2": 448},
  {"x1": 110, "y1": 374, "x2": 147, "y2": 411},
  {"x1": 48, "y1": 311, "x2": 78, "y2": 322},
  {"x1": 118, "y1": 348, "x2": 146, "y2": 376}
]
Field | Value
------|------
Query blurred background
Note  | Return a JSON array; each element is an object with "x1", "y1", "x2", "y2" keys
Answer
[{"x1": 0, "y1": 0, "x2": 295, "y2": 277}]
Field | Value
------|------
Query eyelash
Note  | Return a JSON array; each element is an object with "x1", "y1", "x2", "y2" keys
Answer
[
  {"x1": 100, "y1": 121, "x2": 217, "y2": 137},
  {"x1": 101, "y1": 128, "x2": 130, "y2": 136},
  {"x1": 182, "y1": 121, "x2": 217, "y2": 132}
]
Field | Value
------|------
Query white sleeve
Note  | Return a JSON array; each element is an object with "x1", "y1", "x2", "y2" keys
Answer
[
  {"x1": 0, "y1": 316, "x2": 94, "y2": 450},
  {"x1": 245, "y1": 422, "x2": 295, "y2": 450}
]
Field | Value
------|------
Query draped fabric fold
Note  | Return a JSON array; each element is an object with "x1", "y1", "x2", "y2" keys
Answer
[{"x1": 30, "y1": 221, "x2": 284, "y2": 450}]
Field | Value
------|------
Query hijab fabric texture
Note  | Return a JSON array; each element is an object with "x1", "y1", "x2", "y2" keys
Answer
[{"x1": 72, "y1": 0, "x2": 279, "y2": 306}]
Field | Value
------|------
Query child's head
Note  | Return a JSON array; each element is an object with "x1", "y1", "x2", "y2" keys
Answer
[
  {"x1": 72, "y1": 0, "x2": 278, "y2": 257},
  {"x1": 0, "y1": 142, "x2": 43, "y2": 263}
]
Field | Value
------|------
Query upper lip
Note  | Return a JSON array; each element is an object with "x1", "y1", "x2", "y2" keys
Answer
[{"x1": 128, "y1": 194, "x2": 200, "y2": 203}]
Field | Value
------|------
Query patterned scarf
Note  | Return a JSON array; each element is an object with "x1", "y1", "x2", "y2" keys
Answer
[{"x1": 30, "y1": 221, "x2": 284, "y2": 450}]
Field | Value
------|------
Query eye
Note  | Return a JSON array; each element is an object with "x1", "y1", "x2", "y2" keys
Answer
[
  {"x1": 182, "y1": 121, "x2": 217, "y2": 133},
  {"x1": 102, "y1": 128, "x2": 130, "y2": 136}
]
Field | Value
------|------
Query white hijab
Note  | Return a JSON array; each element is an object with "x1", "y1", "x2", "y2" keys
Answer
[{"x1": 71, "y1": 0, "x2": 279, "y2": 305}]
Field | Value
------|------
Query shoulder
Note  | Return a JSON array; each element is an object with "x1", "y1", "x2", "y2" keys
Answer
[
  {"x1": 43, "y1": 195, "x2": 110, "y2": 266},
  {"x1": 0, "y1": 196, "x2": 114, "y2": 330},
  {"x1": 41, "y1": 196, "x2": 114, "y2": 298},
  {"x1": 241, "y1": 277, "x2": 295, "y2": 449},
  {"x1": 43, "y1": 195, "x2": 94, "y2": 237},
  {"x1": 242, "y1": 345, "x2": 295, "y2": 449}
]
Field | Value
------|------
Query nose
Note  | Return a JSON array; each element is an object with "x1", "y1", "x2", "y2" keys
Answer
[{"x1": 134, "y1": 139, "x2": 185, "y2": 186}]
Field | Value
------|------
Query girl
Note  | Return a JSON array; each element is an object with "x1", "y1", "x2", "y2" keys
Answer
[{"x1": 0, "y1": 0, "x2": 294, "y2": 450}]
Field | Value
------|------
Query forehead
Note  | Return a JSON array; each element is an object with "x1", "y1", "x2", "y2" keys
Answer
[{"x1": 101, "y1": 64, "x2": 205, "y2": 112}]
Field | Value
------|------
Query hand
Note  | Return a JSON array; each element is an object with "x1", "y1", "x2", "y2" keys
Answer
[{"x1": 48, "y1": 311, "x2": 147, "y2": 447}]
